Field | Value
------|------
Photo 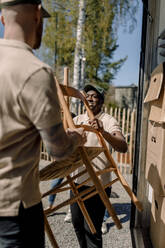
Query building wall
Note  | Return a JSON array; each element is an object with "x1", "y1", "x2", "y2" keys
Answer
[{"x1": 115, "y1": 85, "x2": 137, "y2": 109}]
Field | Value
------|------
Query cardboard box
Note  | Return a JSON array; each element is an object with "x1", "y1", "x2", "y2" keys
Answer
[
  {"x1": 150, "y1": 193, "x2": 165, "y2": 248},
  {"x1": 144, "y1": 63, "x2": 165, "y2": 123},
  {"x1": 145, "y1": 121, "x2": 165, "y2": 196},
  {"x1": 144, "y1": 63, "x2": 165, "y2": 196}
]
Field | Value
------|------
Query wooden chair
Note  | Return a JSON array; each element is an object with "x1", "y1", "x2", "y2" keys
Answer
[{"x1": 40, "y1": 77, "x2": 143, "y2": 248}]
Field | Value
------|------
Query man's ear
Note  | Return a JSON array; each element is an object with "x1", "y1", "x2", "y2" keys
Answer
[
  {"x1": 1, "y1": 15, "x2": 5, "y2": 26},
  {"x1": 35, "y1": 4, "x2": 42, "y2": 25}
]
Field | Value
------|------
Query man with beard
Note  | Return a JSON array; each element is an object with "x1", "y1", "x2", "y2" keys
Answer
[
  {"x1": 70, "y1": 84, "x2": 128, "y2": 248},
  {"x1": 0, "y1": 1, "x2": 86, "y2": 247}
]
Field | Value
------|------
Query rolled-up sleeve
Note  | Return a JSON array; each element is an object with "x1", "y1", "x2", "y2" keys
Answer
[
  {"x1": 18, "y1": 68, "x2": 62, "y2": 129},
  {"x1": 105, "y1": 116, "x2": 121, "y2": 134}
]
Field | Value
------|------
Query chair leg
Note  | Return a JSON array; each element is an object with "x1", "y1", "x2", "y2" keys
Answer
[
  {"x1": 99, "y1": 138, "x2": 143, "y2": 212},
  {"x1": 79, "y1": 147, "x2": 122, "y2": 229},
  {"x1": 44, "y1": 214, "x2": 59, "y2": 248},
  {"x1": 97, "y1": 133, "x2": 143, "y2": 212},
  {"x1": 114, "y1": 167, "x2": 143, "y2": 211},
  {"x1": 104, "y1": 148, "x2": 143, "y2": 211},
  {"x1": 67, "y1": 175, "x2": 97, "y2": 234}
]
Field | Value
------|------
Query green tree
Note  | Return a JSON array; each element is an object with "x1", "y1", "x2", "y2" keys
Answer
[
  {"x1": 84, "y1": 0, "x2": 127, "y2": 87},
  {"x1": 41, "y1": 0, "x2": 77, "y2": 66},
  {"x1": 41, "y1": 0, "x2": 138, "y2": 88}
]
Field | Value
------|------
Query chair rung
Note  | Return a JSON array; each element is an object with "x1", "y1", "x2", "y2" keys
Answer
[
  {"x1": 44, "y1": 185, "x2": 95, "y2": 215},
  {"x1": 82, "y1": 178, "x2": 119, "y2": 201},
  {"x1": 42, "y1": 169, "x2": 88, "y2": 198},
  {"x1": 76, "y1": 167, "x2": 117, "y2": 189}
]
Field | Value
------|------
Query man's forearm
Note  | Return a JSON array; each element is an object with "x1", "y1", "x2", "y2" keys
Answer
[
  {"x1": 101, "y1": 130, "x2": 128, "y2": 153},
  {"x1": 39, "y1": 123, "x2": 79, "y2": 161}
]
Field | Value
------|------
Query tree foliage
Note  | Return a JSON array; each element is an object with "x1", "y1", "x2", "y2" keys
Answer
[{"x1": 41, "y1": 0, "x2": 138, "y2": 88}]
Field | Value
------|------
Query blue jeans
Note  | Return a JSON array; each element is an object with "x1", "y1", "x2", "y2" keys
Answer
[
  {"x1": 48, "y1": 178, "x2": 64, "y2": 205},
  {"x1": 0, "y1": 202, "x2": 45, "y2": 248},
  {"x1": 103, "y1": 209, "x2": 110, "y2": 222}
]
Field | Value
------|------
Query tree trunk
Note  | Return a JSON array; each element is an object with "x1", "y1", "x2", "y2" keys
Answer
[{"x1": 73, "y1": 0, "x2": 86, "y2": 89}]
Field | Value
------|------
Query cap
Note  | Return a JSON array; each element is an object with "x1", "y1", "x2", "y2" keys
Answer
[
  {"x1": 0, "y1": 0, "x2": 51, "y2": 18},
  {"x1": 84, "y1": 84, "x2": 105, "y2": 100}
]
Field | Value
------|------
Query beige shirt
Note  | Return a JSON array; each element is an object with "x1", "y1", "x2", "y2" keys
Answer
[
  {"x1": 73, "y1": 111, "x2": 121, "y2": 186},
  {"x1": 0, "y1": 39, "x2": 62, "y2": 216}
]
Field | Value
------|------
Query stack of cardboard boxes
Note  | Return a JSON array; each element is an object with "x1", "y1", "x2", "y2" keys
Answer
[{"x1": 144, "y1": 63, "x2": 165, "y2": 248}]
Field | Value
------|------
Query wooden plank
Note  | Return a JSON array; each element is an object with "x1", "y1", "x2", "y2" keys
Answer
[
  {"x1": 104, "y1": 106, "x2": 107, "y2": 113},
  {"x1": 110, "y1": 107, "x2": 113, "y2": 116},
  {"x1": 63, "y1": 67, "x2": 69, "y2": 130},
  {"x1": 118, "y1": 107, "x2": 121, "y2": 124},
  {"x1": 116, "y1": 108, "x2": 121, "y2": 169},
  {"x1": 44, "y1": 214, "x2": 59, "y2": 248},
  {"x1": 116, "y1": 107, "x2": 121, "y2": 169},
  {"x1": 122, "y1": 108, "x2": 126, "y2": 135},
  {"x1": 121, "y1": 108, "x2": 126, "y2": 167},
  {"x1": 126, "y1": 109, "x2": 130, "y2": 144},
  {"x1": 124, "y1": 109, "x2": 130, "y2": 173},
  {"x1": 114, "y1": 107, "x2": 117, "y2": 120},
  {"x1": 129, "y1": 109, "x2": 136, "y2": 173}
]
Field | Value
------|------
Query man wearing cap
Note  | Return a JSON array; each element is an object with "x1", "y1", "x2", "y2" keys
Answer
[
  {"x1": 0, "y1": 1, "x2": 86, "y2": 247},
  {"x1": 70, "y1": 84, "x2": 128, "y2": 248}
]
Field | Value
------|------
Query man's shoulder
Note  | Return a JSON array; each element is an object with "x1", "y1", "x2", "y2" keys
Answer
[
  {"x1": 100, "y1": 112, "x2": 113, "y2": 120},
  {"x1": 15, "y1": 50, "x2": 53, "y2": 82},
  {"x1": 100, "y1": 112, "x2": 119, "y2": 125},
  {"x1": 19, "y1": 57, "x2": 53, "y2": 90},
  {"x1": 24, "y1": 51, "x2": 51, "y2": 71},
  {"x1": 0, "y1": 39, "x2": 51, "y2": 71}
]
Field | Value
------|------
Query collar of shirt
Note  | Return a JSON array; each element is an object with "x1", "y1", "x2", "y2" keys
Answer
[
  {"x1": 84, "y1": 110, "x2": 104, "y2": 123},
  {"x1": 0, "y1": 38, "x2": 33, "y2": 53}
]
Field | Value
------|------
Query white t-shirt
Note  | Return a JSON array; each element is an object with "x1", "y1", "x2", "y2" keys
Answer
[{"x1": 73, "y1": 111, "x2": 121, "y2": 186}]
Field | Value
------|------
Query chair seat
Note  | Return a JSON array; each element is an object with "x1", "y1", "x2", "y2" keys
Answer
[{"x1": 40, "y1": 146, "x2": 104, "y2": 181}]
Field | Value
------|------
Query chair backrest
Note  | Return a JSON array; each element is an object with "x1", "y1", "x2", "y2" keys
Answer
[
  {"x1": 55, "y1": 77, "x2": 94, "y2": 126},
  {"x1": 55, "y1": 77, "x2": 117, "y2": 168}
]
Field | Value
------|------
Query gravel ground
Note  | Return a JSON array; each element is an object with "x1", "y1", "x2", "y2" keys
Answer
[{"x1": 40, "y1": 161, "x2": 133, "y2": 248}]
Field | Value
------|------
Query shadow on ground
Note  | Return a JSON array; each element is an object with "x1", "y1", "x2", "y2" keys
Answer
[
  {"x1": 107, "y1": 203, "x2": 131, "y2": 229},
  {"x1": 110, "y1": 191, "x2": 120, "y2": 198}
]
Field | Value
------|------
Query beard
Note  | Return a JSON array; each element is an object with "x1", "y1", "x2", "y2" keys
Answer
[
  {"x1": 87, "y1": 102, "x2": 102, "y2": 115},
  {"x1": 33, "y1": 17, "x2": 43, "y2": 50}
]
